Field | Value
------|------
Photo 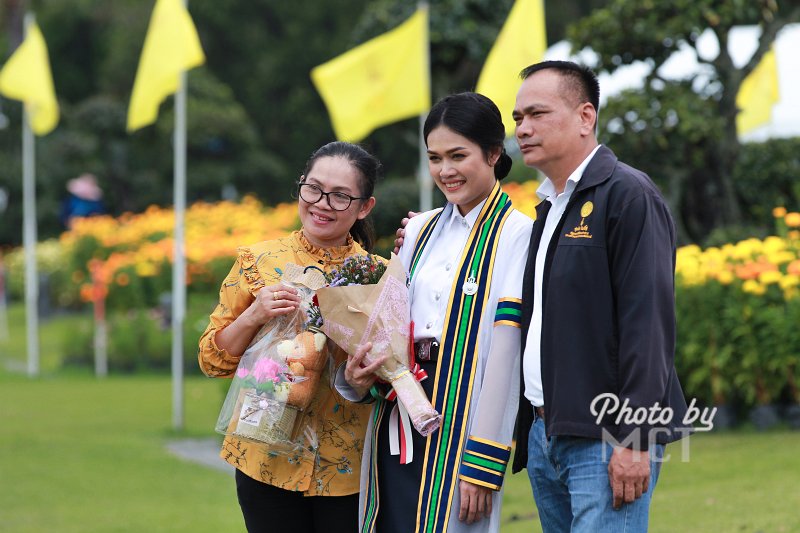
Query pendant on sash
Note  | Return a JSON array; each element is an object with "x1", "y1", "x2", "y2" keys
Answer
[{"x1": 462, "y1": 272, "x2": 478, "y2": 296}]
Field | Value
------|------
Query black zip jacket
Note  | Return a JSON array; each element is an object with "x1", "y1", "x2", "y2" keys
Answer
[{"x1": 512, "y1": 146, "x2": 689, "y2": 473}]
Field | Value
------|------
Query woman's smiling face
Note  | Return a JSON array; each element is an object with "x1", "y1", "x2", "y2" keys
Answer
[
  {"x1": 426, "y1": 126, "x2": 499, "y2": 216},
  {"x1": 298, "y1": 156, "x2": 374, "y2": 248}
]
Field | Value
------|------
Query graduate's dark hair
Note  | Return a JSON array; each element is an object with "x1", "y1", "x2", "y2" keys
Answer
[
  {"x1": 301, "y1": 141, "x2": 381, "y2": 251},
  {"x1": 423, "y1": 92, "x2": 512, "y2": 180}
]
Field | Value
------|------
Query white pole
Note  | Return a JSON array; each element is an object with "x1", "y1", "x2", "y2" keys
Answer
[
  {"x1": 171, "y1": 24, "x2": 188, "y2": 431},
  {"x1": 22, "y1": 13, "x2": 39, "y2": 378},
  {"x1": 418, "y1": 115, "x2": 431, "y2": 211},
  {"x1": 94, "y1": 318, "x2": 107, "y2": 376},
  {"x1": 92, "y1": 262, "x2": 108, "y2": 378},
  {"x1": 417, "y1": 1, "x2": 432, "y2": 212},
  {"x1": 0, "y1": 255, "x2": 9, "y2": 342}
]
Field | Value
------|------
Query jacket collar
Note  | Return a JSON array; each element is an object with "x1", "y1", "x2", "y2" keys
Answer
[{"x1": 574, "y1": 144, "x2": 617, "y2": 194}]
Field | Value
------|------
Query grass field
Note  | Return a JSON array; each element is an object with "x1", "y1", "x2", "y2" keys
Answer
[{"x1": 2, "y1": 307, "x2": 800, "y2": 532}]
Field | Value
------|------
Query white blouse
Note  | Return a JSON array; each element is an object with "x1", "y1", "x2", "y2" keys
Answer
[{"x1": 407, "y1": 198, "x2": 487, "y2": 341}]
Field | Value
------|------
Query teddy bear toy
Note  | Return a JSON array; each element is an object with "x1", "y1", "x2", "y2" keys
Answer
[{"x1": 276, "y1": 330, "x2": 327, "y2": 410}]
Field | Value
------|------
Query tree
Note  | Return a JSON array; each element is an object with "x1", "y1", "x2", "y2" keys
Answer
[{"x1": 569, "y1": 0, "x2": 800, "y2": 241}]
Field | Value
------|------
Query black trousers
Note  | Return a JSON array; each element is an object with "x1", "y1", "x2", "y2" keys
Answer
[{"x1": 235, "y1": 468, "x2": 359, "y2": 533}]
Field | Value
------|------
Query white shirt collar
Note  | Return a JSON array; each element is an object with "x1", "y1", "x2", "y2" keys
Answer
[
  {"x1": 536, "y1": 144, "x2": 602, "y2": 201},
  {"x1": 448, "y1": 196, "x2": 488, "y2": 229}
]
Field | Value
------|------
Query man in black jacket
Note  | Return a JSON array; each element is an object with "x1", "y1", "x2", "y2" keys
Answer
[{"x1": 512, "y1": 60, "x2": 689, "y2": 532}]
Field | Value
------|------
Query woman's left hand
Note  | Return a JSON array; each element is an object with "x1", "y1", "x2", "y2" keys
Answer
[
  {"x1": 344, "y1": 342, "x2": 387, "y2": 398},
  {"x1": 458, "y1": 480, "x2": 492, "y2": 524}
]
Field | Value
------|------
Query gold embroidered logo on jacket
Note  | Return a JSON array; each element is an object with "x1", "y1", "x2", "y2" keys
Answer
[{"x1": 565, "y1": 201, "x2": 593, "y2": 239}]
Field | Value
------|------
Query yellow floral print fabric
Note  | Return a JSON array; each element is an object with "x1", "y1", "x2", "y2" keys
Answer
[{"x1": 198, "y1": 230, "x2": 378, "y2": 495}]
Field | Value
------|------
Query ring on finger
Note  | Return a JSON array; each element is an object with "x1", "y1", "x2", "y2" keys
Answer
[{"x1": 273, "y1": 291, "x2": 279, "y2": 300}]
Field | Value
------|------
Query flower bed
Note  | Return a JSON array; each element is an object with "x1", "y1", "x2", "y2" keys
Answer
[{"x1": 675, "y1": 208, "x2": 800, "y2": 421}]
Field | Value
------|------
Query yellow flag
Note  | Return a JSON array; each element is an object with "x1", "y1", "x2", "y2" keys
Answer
[
  {"x1": 0, "y1": 21, "x2": 59, "y2": 136},
  {"x1": 311, "y1": 7, "x2": 430, "y2": 142},
  {"x1": 476, "y1": 0, "x2": 547, "y2": 136},
  {"x1": 736, "y1": 47, "x2": 779, "y2": 136},
  {"x1": 127, "y1": 0, "x2": 205, "y2": 132}
]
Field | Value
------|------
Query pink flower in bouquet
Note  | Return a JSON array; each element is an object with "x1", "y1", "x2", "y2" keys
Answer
[
  {"x1": 236, "y1": 368, "x2": 250, "y2": 379},
  {"x1": 252, "y1": 358, "x2": 283, "y2": 383}
]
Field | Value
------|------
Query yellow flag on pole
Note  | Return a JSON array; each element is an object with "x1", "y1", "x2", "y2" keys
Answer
[
  {"x1": 736, "y1": 47, "x2": 779, "y2": 136},
  {"x1": 0, "y1": 21, "x2": 59, "y2": 136},
  {"x1": 311, "y1": 7, "x2": 430, "y2": 142},
  {"x1": 127, "y1": 0, "x2": 205, "y2": 132},
  {"x1": 476, "y1": 0, "x2": 546, "y2": 136}
]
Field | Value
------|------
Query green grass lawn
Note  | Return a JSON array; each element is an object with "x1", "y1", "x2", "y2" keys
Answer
[
  {"x1": 0, "y1": 371, "x2": 242, "y2": 532},
  {"x1": 2, "y1": 306, "x2": 800, "y2": 532},
  {"x1": 502, "y1": 430, "x2": 800, "y2": 533}
]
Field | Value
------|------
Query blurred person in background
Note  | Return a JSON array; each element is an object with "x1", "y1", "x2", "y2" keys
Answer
[{"x1": 60, "y1": 173, "x2": 106, "y2": 229}]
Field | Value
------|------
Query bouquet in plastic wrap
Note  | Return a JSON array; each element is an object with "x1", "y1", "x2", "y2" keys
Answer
[
  {"x1": 215, "y1": 264, "x2": 329, "y2": 452},
  {"x1": 315, "y1": 254, "x2": 441, "y2": 437}
]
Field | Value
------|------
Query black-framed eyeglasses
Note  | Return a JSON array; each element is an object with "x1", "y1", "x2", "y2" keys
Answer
[{"x1": 298, "y1": 183, "x2": 367, "y2": 211}]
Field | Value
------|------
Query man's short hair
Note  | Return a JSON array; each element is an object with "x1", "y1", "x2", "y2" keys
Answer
[{"x1": 520, "y1": 60, "x2": 600, "y2": 113}]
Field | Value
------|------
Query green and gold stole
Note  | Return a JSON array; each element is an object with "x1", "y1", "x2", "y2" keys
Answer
[{"x1": 359, "y1": 182, "x2": 512, "y2": 533}]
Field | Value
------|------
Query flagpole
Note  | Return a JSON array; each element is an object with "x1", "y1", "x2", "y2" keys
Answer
[
  {"x1": 417, "y1": 115, "x2": 430, "y2": 211},
  {"x1": 171, "y1": 0, "x2": 188, "y2": 432},
  {"x1": 0, "y1": 253, "x2": 9, "y2": 342},
  {"x1": 21, "y1": 12, "x2": 39, "y2": 378},
  {"x1": 417, "y1": 1, "x2": 431, "y2": 212}
]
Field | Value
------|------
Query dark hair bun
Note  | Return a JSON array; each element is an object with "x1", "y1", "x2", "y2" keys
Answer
[{"x1": 494, "y1": 151, "x2": 513, "y2": 180}]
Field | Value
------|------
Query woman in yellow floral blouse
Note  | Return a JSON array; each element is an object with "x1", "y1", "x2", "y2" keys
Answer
[{"x1": 198, "y1": 141, "x2": 381, "y2": 532}]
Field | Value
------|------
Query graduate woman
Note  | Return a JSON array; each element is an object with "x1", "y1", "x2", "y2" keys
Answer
[{"x1": 341, "y1": 93, "x2": 533, "y2": 532}]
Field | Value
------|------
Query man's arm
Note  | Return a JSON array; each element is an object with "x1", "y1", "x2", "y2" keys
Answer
[
  {"x1": 606, "y1": 186, "x2": 676, "y2": 507},
  {"x1": 392, "y1": 211, "x2": 419, "y2": 254}
]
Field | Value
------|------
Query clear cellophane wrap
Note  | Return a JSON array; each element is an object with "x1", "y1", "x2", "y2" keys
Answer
[{"x1": 215, "y1": 264, "x2": 329, "y2": 457}]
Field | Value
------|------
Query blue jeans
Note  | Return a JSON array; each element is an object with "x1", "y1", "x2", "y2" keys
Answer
[{"x1": 526, "y1": 417, "x2": 663, "y2": 533}]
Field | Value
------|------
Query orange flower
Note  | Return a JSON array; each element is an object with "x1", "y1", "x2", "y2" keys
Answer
[
  {"x1": 788, "y1": 259, "x2": 800, "y2": 276},
  {"x1": 734, "y1": 263, "x2": 759, "y2": 280},
  {"x1": 79, "y1": 283, "x2": 94, "y2": 303},
  {"x1": 773, "y1": 206, "x2": 788, "y2": 218},
  {"x1": 115, "y1": 273, "x2": 130, "y2": 286},
  {"x1": 785, "y1": 212, "x2": 800, "y2": 228}
]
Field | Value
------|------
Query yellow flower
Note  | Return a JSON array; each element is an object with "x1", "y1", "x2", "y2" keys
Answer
[
  {"x1": 717, "y1": 270, "x2": 734, "y2": 285},
  {"x1": 758, "y1": 270, "x2": 782, "y2": 285},
  {"x1": 135, "y1": 262, "x2": 158, "y2": 277},
  {"x1": 780, "y1": 274, "x2": 800, "y2": 290},
  {"x1": 766, "y1": 250, "x2": 796, "y2": 266},
  {"x1": 763, "y1": 236, "x2": 785, "y2": 254},
  {"x1": 773, "y1": 206, "x2": 788, "y2": 218},
  {"x1": 742, "y1": 279, "x2": 766, "y2": 295},
  {"x1": 732, "y1": 238, "x2": 762, "y2": 260}
]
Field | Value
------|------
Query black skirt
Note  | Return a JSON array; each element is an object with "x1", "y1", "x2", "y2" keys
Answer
[{"x1": 375, "y1": 359, "x2": 438, "y2": 533}]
